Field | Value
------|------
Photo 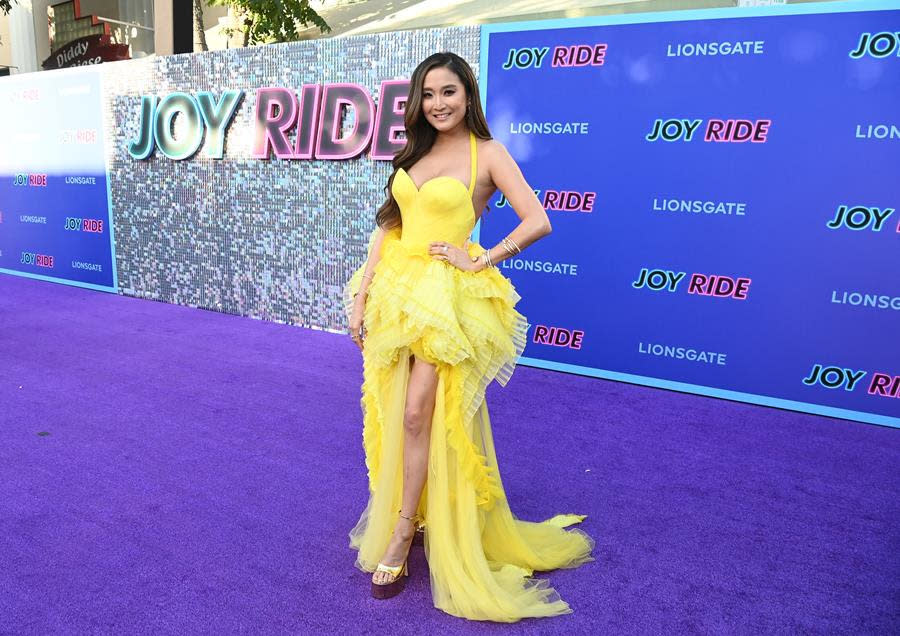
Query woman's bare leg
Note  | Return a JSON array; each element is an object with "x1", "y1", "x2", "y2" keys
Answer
[{"x1": 372, "y1": 355, "x2": 438, "y2": 584}]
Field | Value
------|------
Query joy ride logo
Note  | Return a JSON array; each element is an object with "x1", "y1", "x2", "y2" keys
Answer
[
  {"x1": 849, "y1": 31, "x2": 900, "y2": 58},
  {"x1": 127, "y1": 81, "x2": 412, "y2": 161},
  {"x1": 646, "y1": 118, "x2": 771, "y2": 143},
  {"x1": 500, "y1": 44, "x2": 608, "y2": 69},
  {"x1": 20, "y1": 252, "x2": 54, "y2": 268},
  {"x1": 13, "y1": 173, "x2": 47, "y2": 187},
  {"x1": 64, "y1": 217, "x2": 104, "y2": 233},
  {"x1": 58, "y1": 128, "x2": 97, "y2": 145},
  {"x1": 826, "y1": 204, "x2": 898, "y2": 233},
  {"x1": 496, "y1": 189, "x2": 596, "y2": 213},
  {"x1": 532, "y1": 325, "x2": 585, "y2": 349},
  {"x1": 632, "y1": 268, "x2": 751, "y2": 300},
  {"x1": 802, "y1": 365, "x2": 900, "y2": 400}
]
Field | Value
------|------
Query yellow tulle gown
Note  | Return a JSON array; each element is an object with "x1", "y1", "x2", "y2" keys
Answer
[{"x1": 344, "y1": 131, "x2": 594, "y2": 622}]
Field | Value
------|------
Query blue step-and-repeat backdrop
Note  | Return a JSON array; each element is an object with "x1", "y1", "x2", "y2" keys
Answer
[
  {"x1": 477, "y1": 3, "x2": 899, "y2": 427},
  {"x1": 0, "y1": 2, "x2": 896, "y2": 426},
  {"x1": 0, "y1": 67, "x2": 117, "y2": 291}
]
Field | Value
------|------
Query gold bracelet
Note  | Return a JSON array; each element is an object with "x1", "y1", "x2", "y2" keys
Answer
[{"x1": 502, "y1": 236, "x2": 521, "y2": 255}]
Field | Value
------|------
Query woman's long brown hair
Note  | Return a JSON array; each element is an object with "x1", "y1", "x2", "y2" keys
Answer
[{"x1": 375, "y1": 52, "x2": 493, "y2": 230}]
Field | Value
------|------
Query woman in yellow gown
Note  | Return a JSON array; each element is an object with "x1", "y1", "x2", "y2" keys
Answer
[{"x1": 344, "y1": 52, "x2": 594, "y2": 622}]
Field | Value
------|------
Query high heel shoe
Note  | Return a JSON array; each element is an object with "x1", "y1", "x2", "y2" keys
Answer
[
  {"x1": 371, "y1": 510, "x2": 419, "y2": 600},
  {"x1": 371, "y1": 560, "x2": 409, "y2": 600}
]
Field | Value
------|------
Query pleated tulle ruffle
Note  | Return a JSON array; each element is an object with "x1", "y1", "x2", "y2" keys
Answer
[{"x1": 344, "y1": 229, "x2": 529, "y2": 508}]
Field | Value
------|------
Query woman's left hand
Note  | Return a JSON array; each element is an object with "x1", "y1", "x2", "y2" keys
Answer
[{"x1": 429, "y1": 240, "x2": 480, "y2": 272}]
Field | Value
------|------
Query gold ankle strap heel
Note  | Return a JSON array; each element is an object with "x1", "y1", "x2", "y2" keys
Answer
[{"x1": 370, "y1": 510, "x2": 420, "y2": 600}]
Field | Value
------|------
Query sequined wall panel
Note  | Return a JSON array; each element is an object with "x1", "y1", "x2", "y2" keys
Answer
[{"x1": 101, "y1": 27, "x2": 479, "y2": 330}]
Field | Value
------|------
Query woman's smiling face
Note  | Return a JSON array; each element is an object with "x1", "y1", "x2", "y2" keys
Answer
[{"x1": 421, "y1": 66, "x2": 468, "y2": 132}]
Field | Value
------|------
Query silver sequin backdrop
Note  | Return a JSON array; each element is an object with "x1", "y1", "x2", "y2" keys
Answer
[{"x1": 101, "y1": 27, "x2": 480, "y2": 330}]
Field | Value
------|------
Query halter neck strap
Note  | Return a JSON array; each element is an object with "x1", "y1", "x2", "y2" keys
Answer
[{"x1": 468, "y1": 131, "x2": 477, "y2": 196}]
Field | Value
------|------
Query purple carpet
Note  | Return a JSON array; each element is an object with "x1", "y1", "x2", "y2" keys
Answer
[{"x1": 1, "y1": 273, "x2": 897, "y2": 634}]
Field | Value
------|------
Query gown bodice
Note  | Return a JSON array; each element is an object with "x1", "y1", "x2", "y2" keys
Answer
[{"x1": 392, "y1": 131, "x2": 478, "y2": 251}]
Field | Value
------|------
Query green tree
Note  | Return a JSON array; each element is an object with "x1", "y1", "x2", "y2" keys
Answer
[
  {"x1": 207, "y1": 0, "x2": 331, "y2": 47},
  {"x1": 1, "y1": 1, "x2": 16, "y2": 52}
]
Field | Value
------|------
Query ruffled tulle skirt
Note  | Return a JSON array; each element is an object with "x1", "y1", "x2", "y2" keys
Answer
[{"x1": 344, "y1": 228, "x2": 594, "y2": 622}]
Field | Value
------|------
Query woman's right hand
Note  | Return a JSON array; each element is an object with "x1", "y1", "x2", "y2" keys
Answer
[{"x1": 349, "y1": 295, "x2": 366, "y2": 351}]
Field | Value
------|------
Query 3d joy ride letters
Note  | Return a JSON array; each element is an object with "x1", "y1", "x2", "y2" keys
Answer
[{"x1": 127, "y1": 81, "x2": 410, "y2": 161}]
